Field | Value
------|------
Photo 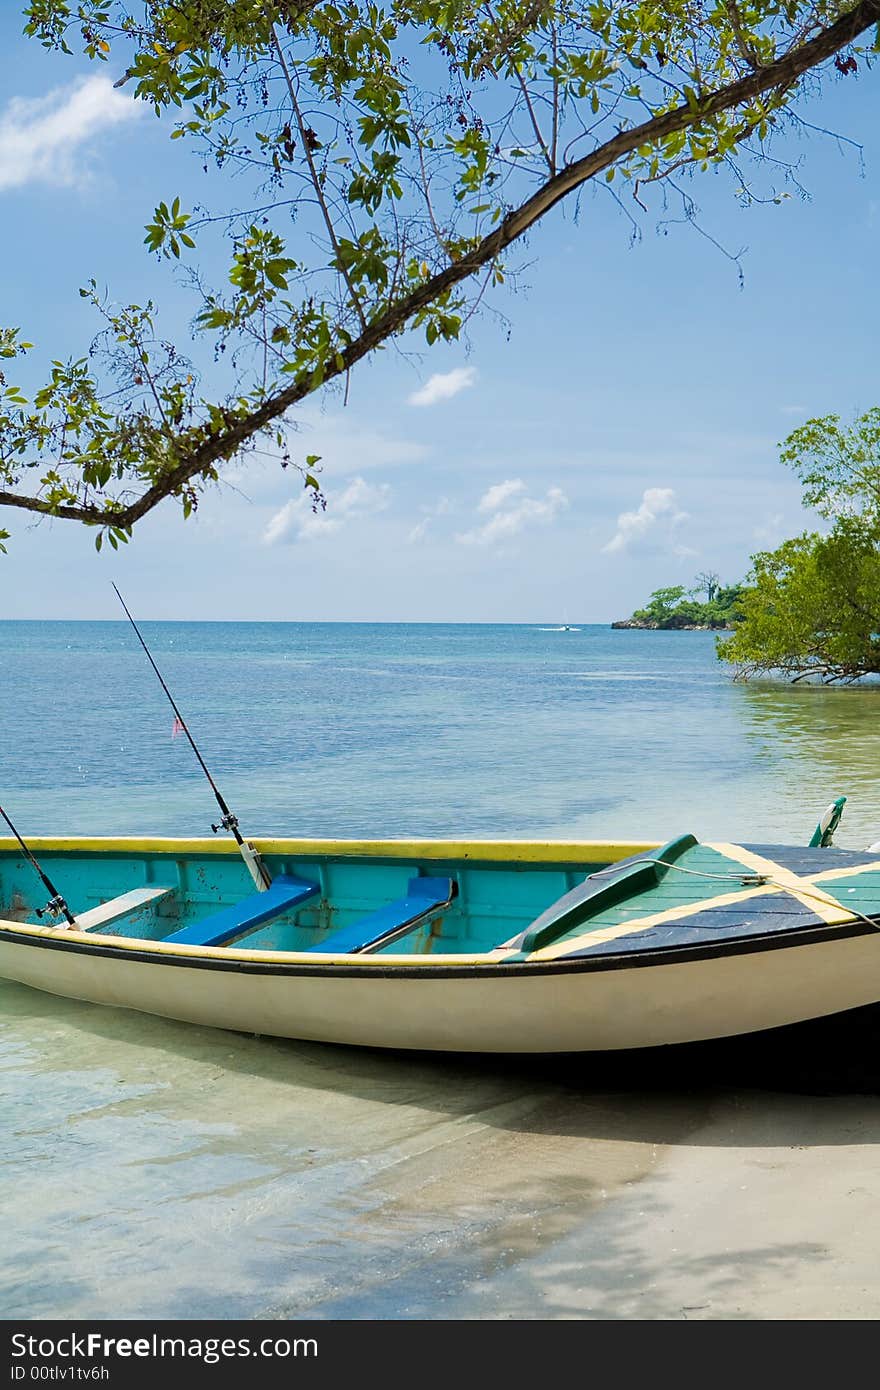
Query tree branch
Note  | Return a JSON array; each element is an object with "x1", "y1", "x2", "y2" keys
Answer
[
  {"x1": 270, "y1": 27, "x2": 369, "y2": 334},
  {"x1": 5, "y1": 0, "x2": 880, "y2": 531}
]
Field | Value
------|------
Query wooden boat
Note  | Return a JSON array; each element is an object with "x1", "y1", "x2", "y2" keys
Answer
[{"x1": 2, "y1": 830, "x2": 880, "y2": 1053}]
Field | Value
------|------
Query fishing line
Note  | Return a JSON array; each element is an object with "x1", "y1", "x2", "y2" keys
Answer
[
  {"x1": 0, "y1": 802, "x2": 75, "y2": 926},
  {"x1": 111, "y1": 583, "x2": 271, "y2": 891}
]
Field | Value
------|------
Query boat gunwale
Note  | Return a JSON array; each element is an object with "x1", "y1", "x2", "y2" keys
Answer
[
  {"x1": 3, "y1": 835, "x2": 878, "y2": 977},
  {"x1": 0, "y1": 835, "x2": 658, "y2": 863},
  {"x1": 0, "y1": 913, "x2": 875, "y2": 978}
]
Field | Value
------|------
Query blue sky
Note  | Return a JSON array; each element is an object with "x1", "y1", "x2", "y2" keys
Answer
[{"x1": 0, "y1": 11, "x2": 878, "y2": 622}]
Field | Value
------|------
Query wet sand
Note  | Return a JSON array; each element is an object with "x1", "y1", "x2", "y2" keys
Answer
[{"x1": 3, "y1": 978, "x2": 879, "y2": 1321}]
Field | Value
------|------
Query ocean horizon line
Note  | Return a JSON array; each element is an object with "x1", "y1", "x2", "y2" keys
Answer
[{"x1": 0, "y1": 616, "x2": 626, "y2": 626}]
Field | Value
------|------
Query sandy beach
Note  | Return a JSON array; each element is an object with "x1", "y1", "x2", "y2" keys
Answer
[{"x1": 4, "y1": 973, "x2": 878, "y2": 1322}]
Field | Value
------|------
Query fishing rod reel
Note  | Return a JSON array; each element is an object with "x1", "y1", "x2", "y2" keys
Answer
[
  {"x1": 210, "y1": 810, "x2": 270, "y2": 892},
  {"x1": 1, "y1": 801, "x2": 76, "y2": 926},
  {"x1": 36, "y1": 893, "x2": 73, "y2": 925}
]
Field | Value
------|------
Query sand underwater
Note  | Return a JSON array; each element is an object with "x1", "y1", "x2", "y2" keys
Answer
[{"x1": 4, "y1": 977, "x2": 880, "y2": 1321}]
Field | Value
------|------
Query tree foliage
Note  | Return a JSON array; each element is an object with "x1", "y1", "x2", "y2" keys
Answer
[
  {"x1": 2, "y1": 1, "x2": 880, "y2": 550},
  {"x1": 719, "y1": 408, "x2": 880, "y2": 682},
  {"x1": 627, "y1": 578, "x2": 746, "y2": 627}
]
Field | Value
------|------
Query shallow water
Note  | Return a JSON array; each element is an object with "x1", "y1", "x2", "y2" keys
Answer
[
  {"x1": 0, "y1": 982, "x2": 702, "y2": 1319},
  {"x1": 5, "y1": 977, "x2": 880, "y2": 1320},
  {"x1": 2, "y1": 622, "x2": 880, "y2": 1319},
  {"x1": 2, "y1": 621, "x2": 879, "y2": 845}
]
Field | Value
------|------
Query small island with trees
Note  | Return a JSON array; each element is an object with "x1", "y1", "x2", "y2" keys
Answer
[
  {"x1": 612, "y1": 572, "x2": 747, "y2": 631},
  {"x1": 612, "y1": 410, "x2": 880, "y2": 684}
]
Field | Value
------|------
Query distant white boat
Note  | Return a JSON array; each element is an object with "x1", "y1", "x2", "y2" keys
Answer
[{"x1": 538, "y1": 624, "x2": 581, "y2": 632}]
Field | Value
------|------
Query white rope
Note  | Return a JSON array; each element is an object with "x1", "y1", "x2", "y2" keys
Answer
[
  {"x1": 763, "y1": 880, "x2": 880, "y2": 934},
  {"x1": 591, "y1": 857, "x2": 766, "y2": 884},
  {"x1": 591, "y1": 857, "x2": 880, "y2": 933}
]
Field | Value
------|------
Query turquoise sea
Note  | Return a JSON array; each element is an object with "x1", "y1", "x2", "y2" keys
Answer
[
  {"x1": 1, "y1": 620, "x2": 879, "y2": 846},
  {"x1": 3, "y1": 621, "x2": 880, "y2": 1321}
]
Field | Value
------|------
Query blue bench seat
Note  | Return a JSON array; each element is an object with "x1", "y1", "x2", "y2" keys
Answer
[
  {"x1": 308, "y1": 876, "x2": 455, "y2": 955},
  {"x1": 163, "y1": 874, "x2": 319, "y2": 948}
]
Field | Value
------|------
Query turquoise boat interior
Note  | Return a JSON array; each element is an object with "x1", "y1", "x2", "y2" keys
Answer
[
  {"x1": 0, "y1": 838, "x2": 631, "y2": 957},
  {"x1": 4, "y1": 830, "x2": 879, "y2": 962}
]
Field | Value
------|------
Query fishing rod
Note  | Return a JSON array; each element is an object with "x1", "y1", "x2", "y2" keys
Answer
[
  {"x1": 111, "y1": 583, "x2": 271, "y2": 892},
  {"x1": 0, "y1": 802, "x2": 76, "y2": 926}
]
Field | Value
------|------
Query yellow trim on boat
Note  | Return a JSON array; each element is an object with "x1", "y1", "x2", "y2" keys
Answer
[
  {"x1": 803, "y1": 858, "x2": 880, "y2": 884},
  {"x1": 0, "y1": 915, "x2": 501, "y2": 968},
  {"x1": 0, "y1": 835, "x2": 657, "y2": 864},
  {"x1": 3, "y1": 841, "x2": 876, "y2": 970},
  {"x1": 528, "y1": 882, "x2": 778, "y2": 961},
  {"x1": 712, "y1": 843, "x2": 858, "y2": 926}
]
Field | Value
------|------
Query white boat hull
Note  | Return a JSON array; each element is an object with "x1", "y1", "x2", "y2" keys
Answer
[{"x1": 2, "y1": 925, "x2": 880, "y2": 1052}]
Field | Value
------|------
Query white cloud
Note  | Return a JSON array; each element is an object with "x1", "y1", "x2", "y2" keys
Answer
[
  {"x1": 407, "y1": 519, "x2": 430, "y2": 544},
  {"x1": 263, "y1": 475, "x2": 390, "y2": 545},
  {"x1": 406, "y1": 496, "x2": 454, "y2": 545},
  {"x1": 408, "y1": 366, "x2": 477, "y2": 407},
  {"x1": 263, "y1": 497, "x2": 339, "y2": 545},
  {"x1": 477, "y1": 479, "x2": 526, "y2": 513},
  {"x1": 457, "y1": 482, "x2": 568, "y2": 547},
  {"x1": 262, "y1": 502, "x2": 295, "y2": 546},
  {"x1": 0, "y1": 76, "x2": 142, "y2": 192},
  {"x1": 335, "y1": 476, "x2": 391, "y2": 516},
  {"x1": 602, "y1": 487, "x2": 688, "y2": 554}
]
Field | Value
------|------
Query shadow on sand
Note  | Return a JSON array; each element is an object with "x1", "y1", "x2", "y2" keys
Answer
[
  {"x1": 5, "y1": 978, "x2": 880, "y2": 1320},
  {"x1": 4, "y1": 977, "x2": 880, "y2": 1140}
]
